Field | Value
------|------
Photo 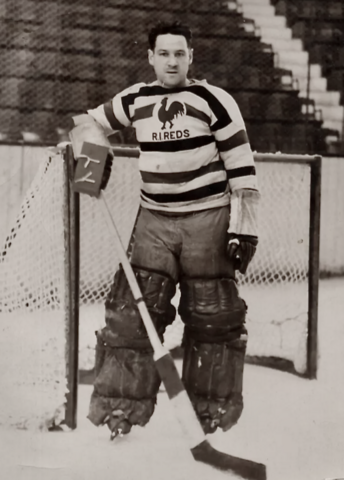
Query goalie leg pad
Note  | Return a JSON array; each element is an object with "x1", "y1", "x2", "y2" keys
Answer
[
  {"x1": 183, "y1": 336, "x2": 247, "y2": 434},
  {"x1": 88, "y1": 267, "x2": 176, "y2": 430},
  {"x1": 88, "y1": 330, "x2": 160, "y2": 428},
  {"x1": 179, "y1": 277, "x2": 247, "y2": 434}
]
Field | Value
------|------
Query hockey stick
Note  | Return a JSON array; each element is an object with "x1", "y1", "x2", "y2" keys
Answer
[{"x1": 99, "y1": 192, "x2": 267, "y2": 480}]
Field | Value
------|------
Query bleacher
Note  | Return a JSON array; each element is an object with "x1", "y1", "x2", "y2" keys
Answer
[
  {"x1": 273, "y1": 0, "x2": 344, "y2": 108},
  {"x1": 0, "y1": 0, "x2": 339, "y2": 153}
]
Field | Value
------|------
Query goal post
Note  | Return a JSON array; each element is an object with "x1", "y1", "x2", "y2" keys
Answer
[
  {"x1": 63, "y1": 147, "x2": 80, "y2": 430},
  {"x1": 0, "y1": 146, "x2": 321, "y2": 431},
  {"x1": 307, "y1": 153, "x2": 321, "y2": 379}
]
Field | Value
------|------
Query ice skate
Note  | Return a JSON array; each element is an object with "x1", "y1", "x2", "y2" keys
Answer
[
  {"x1": 104, "y1": 411, "x2": 132, "y2": 440},
  {"x1": 199, "y1": 414, "x2": 220, "y2": 434}
]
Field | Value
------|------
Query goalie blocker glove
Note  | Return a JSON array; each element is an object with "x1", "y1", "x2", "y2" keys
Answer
[{"x1": 69, "y1": 113, "x2": 114, "y2": 191}]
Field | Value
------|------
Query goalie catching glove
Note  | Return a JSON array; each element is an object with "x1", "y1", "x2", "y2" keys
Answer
[
  {"x1": 227, "y1": 234, "x2": 258, "y2": 275},
  {"x1": 69, "y1": 113, "x2": 114, "y2": 190},
  {"x1": 227, "y1": 188, "x2": 260, "y2": 274}
]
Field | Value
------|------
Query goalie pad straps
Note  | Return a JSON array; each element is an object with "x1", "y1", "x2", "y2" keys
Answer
[
  {"x1": 69, "y1": 114, "x2": 112, "y2": 158},
  {"x1": 228, "y1": 188, "x2": 260, "y2": 238}
]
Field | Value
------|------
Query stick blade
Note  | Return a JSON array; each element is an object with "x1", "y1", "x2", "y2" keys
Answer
[{"x1": 191, "y1": 440, "x2": 267, "y2": 480}]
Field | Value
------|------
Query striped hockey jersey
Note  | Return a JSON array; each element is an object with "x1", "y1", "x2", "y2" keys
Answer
[{"x1": 88, "y1": 79, "x2": 258, "y2": 213}]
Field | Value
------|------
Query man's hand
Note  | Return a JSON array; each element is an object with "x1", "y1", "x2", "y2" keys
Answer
[{"x1": 226, "y1": 234, "x2": 258, "y2": 275}]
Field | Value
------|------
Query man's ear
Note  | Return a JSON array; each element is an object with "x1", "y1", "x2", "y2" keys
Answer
[
  {"x1": 148, "y1": 49, "x2": 154, "y2": 66},
  {"x1": 189, "y1": 48, "x2": 194, "y2": 65}
]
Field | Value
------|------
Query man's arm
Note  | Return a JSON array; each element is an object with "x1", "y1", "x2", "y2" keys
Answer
[
  {"x1": 86, "y1": 81, "x2": 146, "y2": 134},
  {"x1": 208, "y1": 86, "x2": 260, "y2": 274},
  {"x1": 69, "y1": 83, "x2": 143, "y2": 189},
  {"x1": 70, "y1": 84, "x2": 135, "y2": 154}
]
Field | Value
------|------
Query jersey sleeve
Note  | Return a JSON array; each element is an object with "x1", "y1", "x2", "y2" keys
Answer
[
  {"x1": 208, "y1": 86, "x2": 258, "y2": 193},
  {"x1": 87, "y1": 83, "x2": 146, "y2": 135}
]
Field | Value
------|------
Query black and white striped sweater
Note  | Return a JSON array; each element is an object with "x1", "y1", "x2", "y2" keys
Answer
[{"x1": 88, "y1": 79, "x2": 258, "y2": 213}]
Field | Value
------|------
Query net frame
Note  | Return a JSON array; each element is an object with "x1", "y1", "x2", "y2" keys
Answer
[
  {"x1": 66, "y1": 147, "x2": 321, "y2": 388},
  {"x1": 0, "y1": 146, "x2": 321, "y2": 431}
]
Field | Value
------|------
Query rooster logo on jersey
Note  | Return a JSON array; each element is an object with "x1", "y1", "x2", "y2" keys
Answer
[{"x1": 158, "y1": 98, "x2": 185, "y2": 130}]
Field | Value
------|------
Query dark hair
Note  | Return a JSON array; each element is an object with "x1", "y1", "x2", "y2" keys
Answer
[{"x1": 148, "y1": 21, "x2": 192, "y2": 50}]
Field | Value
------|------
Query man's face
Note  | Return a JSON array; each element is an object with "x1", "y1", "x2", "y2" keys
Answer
[{"x1": 148, "y1": 34, "x2": 193, "y2": 88}]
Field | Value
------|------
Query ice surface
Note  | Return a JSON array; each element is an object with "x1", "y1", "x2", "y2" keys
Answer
[{"x1": 0, "y1": 278, "x2": 344, "y2": 480}]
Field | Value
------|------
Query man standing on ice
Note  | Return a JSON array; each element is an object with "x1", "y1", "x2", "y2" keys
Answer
[{"x1": 69, "y1": 21, "x2": 260, "y2": 439}]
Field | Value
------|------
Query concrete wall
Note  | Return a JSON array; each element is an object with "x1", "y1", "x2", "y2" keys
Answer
[{"x1": 319, "y1": 157, "x2": 344, "y2": 275}]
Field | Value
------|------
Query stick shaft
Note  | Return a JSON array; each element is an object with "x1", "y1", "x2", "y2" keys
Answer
[
  {"x1": 100, "y1": 193, "x2": 165, "y2": 357},
  {"x1": 99, "y1": 192, "x2": 205, "y2": 447},
  {"x1": 99, "y1": 192, "x2": 267, "y2": 479}
]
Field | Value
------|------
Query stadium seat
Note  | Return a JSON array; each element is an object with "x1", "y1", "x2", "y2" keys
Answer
[
  {"x1": 326, "y1": 69, "x2": 344, "y2": 93},
  {"x1": 273, "y1": 0, "x2": 344, "y2": 147},
  {"x1": 0, "y1": 0, "x2": 336, "y2": 153}
]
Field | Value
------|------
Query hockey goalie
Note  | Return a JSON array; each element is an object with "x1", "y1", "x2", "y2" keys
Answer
[{"x1": 69, "y1": 21, "x2": 260, "y2": 439}]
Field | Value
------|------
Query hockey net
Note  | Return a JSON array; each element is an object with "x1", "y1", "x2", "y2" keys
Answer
[{"x1": 0, "y1": 147, "x2": 320, "y2": 429}]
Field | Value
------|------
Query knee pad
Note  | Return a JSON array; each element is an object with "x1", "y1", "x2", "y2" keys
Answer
[
  {"x1": 105, "y1": 266, "x2": 177, "y2": 345},
  {"x1": 179, "y1": 277, "x2": 247, "y2": 340},
  {"x1": 179, "y1": 277, "x2": 247, "y2": 433},
  {"x1": 89, "y1": 267, "x2": 176, "y2": 430}
]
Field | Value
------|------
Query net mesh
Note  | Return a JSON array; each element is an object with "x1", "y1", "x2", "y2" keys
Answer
[
  {"x1": 77, "y1": 153, "x2": 311, "y2": 374},
  {"x1": 162, "y1": 161, "x2": 311, "y2": 373},
  {"x1": 0, "y1": 150, "x2": 312, "y2": 428},
  {"x1": 0, "y1": 155, "x2": 67, "y2": 429}
]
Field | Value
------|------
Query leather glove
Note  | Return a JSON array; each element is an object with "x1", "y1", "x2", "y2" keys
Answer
[
  {"x1": 100, "y1": 152, "x2": 114, "y2": 190},
  {"x1": 227, "y1": 234, "x2": 258, "y2": 275}
]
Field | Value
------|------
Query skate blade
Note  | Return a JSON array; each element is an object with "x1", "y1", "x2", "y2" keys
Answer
[{"x1": 110, "y1": 428, "x2": 124, "y2": 441}]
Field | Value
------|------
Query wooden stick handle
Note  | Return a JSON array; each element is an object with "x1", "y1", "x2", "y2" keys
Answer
[{"x1": 99, "y1": 192, "x2": 166, "y2": 358}]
